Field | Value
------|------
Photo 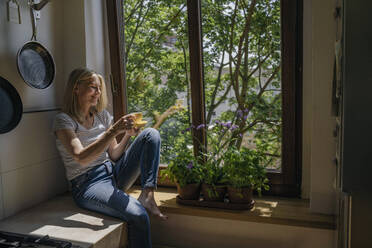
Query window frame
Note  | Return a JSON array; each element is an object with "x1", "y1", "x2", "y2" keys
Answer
[
  {"x1": 107, "y1": 0, "x2": 303, "y2": 197},
  {"x1": 265, "y1": 0, "x2": 303, "y2": 197}
]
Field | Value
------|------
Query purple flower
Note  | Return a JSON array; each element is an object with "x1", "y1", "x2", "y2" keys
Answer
[
  {"x1": 231, "y1": 124, "x2": 239, "y2": 131},
  {"x1": 243, "y1": 115, "x2": 248, "y2": 121},
  {"x1": 187, "y1": 162, "x2": 193, "y2": 169},
  {"x1": 239, "y1": 133, "x2": 243, "y2": 137},
  {"x1": 196, "y1": 124, "x2": 206, "y2": 130},
  {"x1": 221, "y1": 122, "x2": 231, "y2": 128},
  {"x1": 243, "y1": 108, "x2": 249, "y2": 113},
  {"x1": 237, "y1": 110, "x2": 243, "y2": 118},
  {"x1": 182, "y1": 127, "x2": 192, "y2": 134},
  {"x1": 215, "y1": 120, "x2": 221, "y2": 125}
]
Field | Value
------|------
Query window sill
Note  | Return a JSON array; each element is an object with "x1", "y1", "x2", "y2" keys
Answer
[{"x1": 128, "y1": 186, "x2": 335, "y2": 230}]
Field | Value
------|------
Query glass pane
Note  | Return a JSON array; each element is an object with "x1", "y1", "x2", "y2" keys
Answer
[
  {"x1": 124, "y1": 0, "x2": 192, "y2": 165},
  {"x1": 201, "y1": 0, "x2": 282, "y2": 171}
]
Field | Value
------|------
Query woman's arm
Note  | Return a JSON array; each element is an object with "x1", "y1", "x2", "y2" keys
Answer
[
  {"x1": 56, "y1": 115, "x2": 133, "y2": 166},
  {"x1": 108, "y1": 128, "x2": 140, "y2": 161}
]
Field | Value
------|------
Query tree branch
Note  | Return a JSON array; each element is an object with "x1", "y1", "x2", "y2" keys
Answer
[
  {"x1": 228, "y1": 0, "x2": 240, "y2": 103},
  {"x1": 206, "y1": 48, "x2": 226, "y2": 123},
  {"x1": 232, "y1": 0, "x2": 257, "y2": 108},
  {"x1": 131, "y1": 4, "x2": 187, "y2": 73},
  {"x1": 181, "y1": 41, "x2": 191, "y2": 125},
  {"x1": 234, "y1": 65, "x2": 280, "y2": 148},
  {"x1": 124, "y1": 0, "x2": 145, "y2": 24},
  {"x1": 256, "y1": 65, "x2": 280, "y2": 100},
  {"x1": 241, "y1": 19, "x2": 250, "y2": 101},
  {"x1": 214, "y1": 82, "x2": 232, "y2": 107},
  {"x1": 125, "y1": 2, "x2": 149, "y2": 63}
]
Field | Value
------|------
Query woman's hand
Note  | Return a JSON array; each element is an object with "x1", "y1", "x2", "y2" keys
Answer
[
  {"x1": 110, "y1": 114, "x2": 135, "y2": 135},
  {"x1": 107, "y1": 116, "x2": 142, "y2": 161},
  {"x1": 125, "y1": 126, "x2": 141, "y2": 137}
]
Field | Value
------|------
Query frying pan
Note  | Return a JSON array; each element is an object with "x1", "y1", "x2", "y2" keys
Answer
[
  {"x1": 17, "y1": 41, "x2": 55, "y2": 89},
  {"x1": 0, "y1": 76, "x2": 23, "y2": 134},
  {"x1": 16, "y1": 2, "x2": 55, "y2": 89}
]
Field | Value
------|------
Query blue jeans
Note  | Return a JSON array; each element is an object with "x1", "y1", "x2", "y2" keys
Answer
[{"x1": 70, "y1": 128, "x2": 161, "y2": 248}]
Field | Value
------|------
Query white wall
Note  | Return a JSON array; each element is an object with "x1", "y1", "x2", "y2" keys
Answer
[
  {"x1": 84, "y1": 0, "x2": 111, "y2": 77},
  {"x1": 303, "y1": 0, "x2": 337, "y2": 214},
  {"x1": 0, "y1": 0, "x2": 67, "y2": 219},
  {"x1": 62, "y1": 0, "x2": 112, "y2": 111},
  {"x1": 62, "y1": 0, "x2": 111, "y2": 92},
  {"x1": 84, "y1": 0, "x2": 113, "y2": 112},
  {"x1": 152, "y1": 214, "x2": 335, "y2": 248},
  {"x1": 0, "y1": 0, "x2": 65, "y2": 112},
  {"x1": 0, "y1": 0, "x2": 111, "y2": 220},
  {"x1": 62, "y1": 0, "x2": 86, "y2": 84}
]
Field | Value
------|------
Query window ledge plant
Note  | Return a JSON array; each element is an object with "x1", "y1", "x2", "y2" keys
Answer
[
  {"x1": 223, "y1": 146, "x2": 269, "y2": 203},
  {"x1": 162, "y1": 118, "x2": 270, "y2": 204},
  {"x1": 160, "y1": 145, "x2": 202, "y2": 200}
]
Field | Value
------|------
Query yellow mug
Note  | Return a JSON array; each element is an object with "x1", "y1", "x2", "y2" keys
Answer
[{"x1": 132, "y1": 112, "x2": 147, "y2": 128}]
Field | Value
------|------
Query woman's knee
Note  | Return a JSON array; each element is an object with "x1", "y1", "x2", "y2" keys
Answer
[{"x1": 143, "y1": 128, "x2": 160, "y2": 144}]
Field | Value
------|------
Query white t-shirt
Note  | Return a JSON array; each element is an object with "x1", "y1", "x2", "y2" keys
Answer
[{"x1": 53, "y1": 110, "x2": 113, "y2": 180}]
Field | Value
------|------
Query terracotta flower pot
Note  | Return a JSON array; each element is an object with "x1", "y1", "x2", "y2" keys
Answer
[
  {"x1": 176, "y1": 183, "x2": 201, "y2": 200},
  {"x1": 201, "y1": 183, "x2": 226, "y2": 202},
  {"x1": 227, "y1": 186, "x2": 253, "y2": 204}
]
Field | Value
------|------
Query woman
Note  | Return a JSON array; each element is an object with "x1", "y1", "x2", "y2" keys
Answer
[{"x1": 53, "y1": 67, "x2": 166, "y2": 248}]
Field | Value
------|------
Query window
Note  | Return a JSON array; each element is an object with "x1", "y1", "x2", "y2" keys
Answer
[
  {"x1": 123, "y1": 0, "x2": 192, "y2": 166},
  {"x1": 107, "y1": 0, "x2": 302, "y2": 197},
  {"x1": 201, "y1": 0, "x2": 282, "y2": 170}
]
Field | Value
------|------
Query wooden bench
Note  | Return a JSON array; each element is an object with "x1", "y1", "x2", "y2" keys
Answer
[{"x1": 0, "y1": 193, "x2": 127, "y2": 248}]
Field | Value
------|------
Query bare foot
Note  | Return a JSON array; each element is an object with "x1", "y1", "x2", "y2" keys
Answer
[{"x1": 138, "y1": 189, "x2": 168, "y2": 220}]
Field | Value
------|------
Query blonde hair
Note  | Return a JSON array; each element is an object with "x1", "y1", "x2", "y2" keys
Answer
[{"x1": 63, "y1": 67, "x2": 108, "y2": 123}]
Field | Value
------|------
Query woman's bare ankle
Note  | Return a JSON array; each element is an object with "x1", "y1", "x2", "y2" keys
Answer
[
  {"x1": 139, "y1": 187, "x2": 154, "y2": 200},
  {"x1": 138, "y1": 187, "x2": 168, "y2": 220}
]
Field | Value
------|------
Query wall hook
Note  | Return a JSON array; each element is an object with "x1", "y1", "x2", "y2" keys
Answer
[{"x1": 30, "y1": 0, "x2": 51, "y2": 11}]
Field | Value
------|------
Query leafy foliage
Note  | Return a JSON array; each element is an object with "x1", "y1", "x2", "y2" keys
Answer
[
  {"x1": 185, "y1": 122, "x2": 269, "y2": 194},
  {"x1": 160, "y1": 145, "x2": 202, "y2": 188},
  {"x1": 124, "y1": 0, "x2": 282, "y2": 169},
  {"x1": 223, "y1": 147, "x2": 269, "y2": 194}
]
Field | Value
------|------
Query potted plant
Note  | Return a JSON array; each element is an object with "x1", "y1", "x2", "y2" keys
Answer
[
  {"x1": 198, "y1": 123, "x2": 230, "y2": 202},
  {"x1": 201, "y1": 149, "x2": 231, "y2": 201},
  {"x1": 223, "y1": 147, "x2": 269, "y2": 203},
  {"x1": 160, "y1": 146, "x2": 202, "y2": 200},
  {"x1": 200, "y1": 156, "x2": 228, "y2": 202},
  {"x1": 180, "y1": 116, "x2": 270, "y2": 203}
]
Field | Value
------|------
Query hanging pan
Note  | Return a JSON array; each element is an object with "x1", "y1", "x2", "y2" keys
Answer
[
  {"x1": 0, "y1": 76, "x2": 23, "y2": 134},
  {"x1": 16, "y1": 1, "x2": 55, "y2": 89}
]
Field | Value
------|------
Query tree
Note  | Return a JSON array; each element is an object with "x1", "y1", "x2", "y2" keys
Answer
[{"x1": 124, "y1": 0, "x2": 281, "y2": 168}]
